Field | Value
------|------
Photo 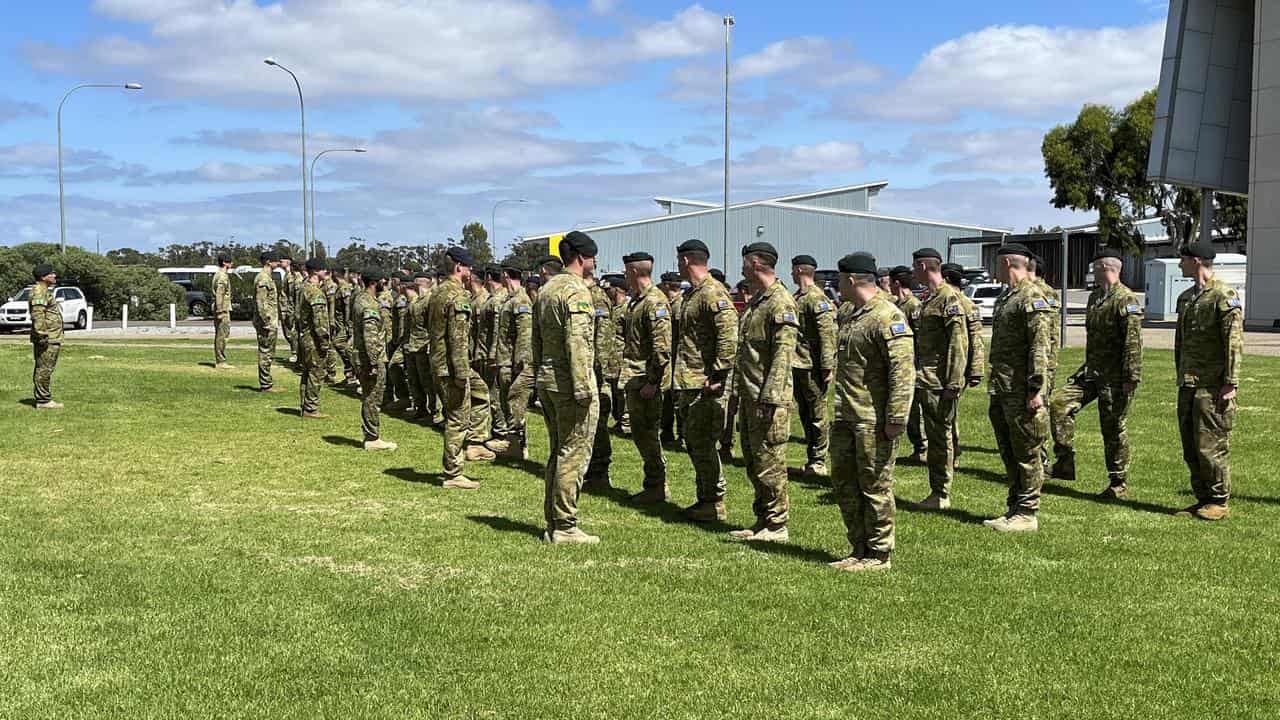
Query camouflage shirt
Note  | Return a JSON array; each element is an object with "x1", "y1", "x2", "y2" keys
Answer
[
  {"x1": 296, "y1": 281, "x2": 332, "y2": 355},
  {"x1": 322, "y1": 278, "x2": 339, "y2": 333},
  {"x1": 792, "y1": 283, "x2": 836, "y2": 372},
  {"x1": 470, "y1": 285, "x2": 490, "y2": 365},
  {"x1": 333, "y1": 279, "x2": 352, "y2": 331},
  {"x1": 673, "y1": 274, "x2": 737, "y2": 389},
  {"x1": 667, "y1": 292, "x2": 684, "y2": 390},
  {"x1": 589, "y1": 283, "x2": 620, "y2": 381},
  {"x1": 1079, "y1": 282, "x2": 1143, "y2": 385},
  {"x1": 532, "y1": 271, "x2": 596, "y2": 400},
  {"x1": 403, "y1": 292, "x2": 431, "y2": 354},
  {"x1": 253, "y1": 268, "x2": 278, "y2": 328},
  {"x1": 987, "y1": 277, "x2": 1054, "y2": 397},
  {"x1": 352, "y1": 290, "x2": 386, "y2": 367},
  {"x1": 28, "y1": 282, "x2": 63, "y2": 345},
  {"x1": 427, "y1": 277, "x2": 470, "y2": 379},
  {"x1": 1034, "y1": 277, "x2": 1061, "y2": 371},
  {"x1": 619, "y1": 283, "x2": 672, "y2": 389},
  {"x1": 496, "y1": 286, "x2": 534, "y2": 369},
  {"x1": 735, "y1": 280, "x2": 800, "y2": 406},
  {"x1": 914, "y1": 282, "x2": 968, "y2": 391},
  {"x1": 1175, "y1": 277, "x2": 1243, "y2": 388},
  {"x1": 212, "y1": 268, "x2": 232, "y2": 316},
  {"x1": 834, "y1": 292, "x2": 915, "y2": 426},
  {"x1": 954, "y1": 290, "x2": 987, "y2": 384},
  {"x1": 483, "y1": 286, "x2": 509, "y2": 367}
]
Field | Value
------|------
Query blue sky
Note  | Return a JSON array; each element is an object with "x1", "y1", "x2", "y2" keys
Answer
[{"x1": 0, "y1": 0, "x2": 1170, "y2": 256}]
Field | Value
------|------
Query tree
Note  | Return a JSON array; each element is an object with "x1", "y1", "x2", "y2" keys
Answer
[
  {"x1": 1026, "y1": 225, "x2": 1064, "y2": 234},
  {"x1": 500, "y1": 236, "x2": 549, "y2": 271},
  {"x1": 460, "y1": 221, "x2": 493, "y2": 266},
  {"x1": 105, "y1": 247, "x2": 164, "y2": 267}
]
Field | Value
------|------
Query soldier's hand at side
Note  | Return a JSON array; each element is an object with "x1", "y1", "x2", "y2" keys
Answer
[
  {"x1": 703, "y1": 379, "x2": 723, "y2": 396},
  {"x1": 883, "y1": 422, "x2": 905, "y2": 440},
  {"x1": 1122, "y1": 381, "x2": 1137, "y2": 396},
  {"x1": 1217, "y1": 384, "x2": 1237, "y2": 411},
  {"x1": 639, "y1": 383, "x2": 658, "y2": 400},
  {"x1": 819, "y1": 370, "x2": 833, "y2": 390},
  {"x1": 1026, "y1": 393, "x2": 1044, "y2": 412},
  {"x1": 967, "y1": 377, "x2": 981, "y2": 388},
  {"x1": 756, "y1": 402, "x2": 776, "y2": 421}
]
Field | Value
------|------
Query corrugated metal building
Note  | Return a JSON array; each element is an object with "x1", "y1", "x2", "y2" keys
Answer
[{"x1": 520, "y1": 182, "x2": 1007, "y2": 284}]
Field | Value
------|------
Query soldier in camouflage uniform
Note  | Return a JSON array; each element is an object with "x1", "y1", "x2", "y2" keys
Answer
[
  {"x1": 621, "y1": 252, "x2": 674, "y2": 503},
  {"x1": 429, "y1": 248, "x2": 482, "y2": 488},
  {"x1": 384, "y1": 276, "x2": 413, "y2": 408},
  {"x1": 28, "y1": 264, "x2": 64, "y2": 409},
  {"x1": 942, "y1": 263, "x2": 985, "y2": 464},
  {"x1": 287, "y1": 260, "x2": 307, "y2": 365},
  {"x1": 720, "y1": 280, "x2": 752, "y2": 462},
  {"x1": 1173, "y1": 241, "x2": 1244, "y2": 520},
  {"x1": 467, "y1": 270, "x2": 494, "y2": 452},
  {"x1": 659, "y1": 272, "x2": 684, "y2": 444},
  {"x1": 322, "y1": 271, "x2": 343, "y2": 384},
  {"x1": 252, "y1": 251, "x2": 283, "y2": 392},
  {"x1": 533, "y1": 232, "x2": 602, "y2": 544},
  {"x1": 330, "y1": 268, "x2": 357, "y2": 386},
  {"x1": 608, "y1": 280, "x2": 631, "y2": 434},
  {"x1": 790, "y1": 254, "x2": 837, "y2": 478},
  {"x1": 909, "y1": 248, "x2": 969, "y2": 508},
  {"x1": 729, "y1": 242, "x2": 800, "y2": 544},
  {"x1": 889, "y1": 266, "x2": 925, "y2": 461},
  {"x1": 353, "y1": 270, "x2": 397, "y2": 451},
  {"x1": 584, "y1": 269, "x2": 618, "y2": 488},
  {"x1": 827, "y1": 252, "x2": 915, "y2": 572},
  {"x1": 495, "y1": 264, "x2": 535, "y2": 459},
  {"x1": 1048, "y1": 248, "x2": 1143, "y2": 497},
  {"x1": 212, "y1": 255, "x2": 234, "y2": 369},
  {"x1": 1030, "y1": 255, "x2": 1062, "y2": 473},
  {"x1": 403, "y1": 272, "x2": 436, "y2": 422},
  {"x1": 277, "y1": 256, "x2": 297, "y2": 363},
  {"x1": 673, "y1": 239, "x2": 738, "y2": 520},
  {"x1": 482, "y1": 266, "x2": 511, "y2": 452},
  {"x1": 296, "y1": 258, "x2": 333, "y2": 419},
  {"x1": 984, "y1": 244, "x2": 1054, "y2": 532}
]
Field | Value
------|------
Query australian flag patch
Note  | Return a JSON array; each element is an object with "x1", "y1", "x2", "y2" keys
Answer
[
  {"x1": 1031, "y1": 299, "x2": 1048, "y2": 310},
  {"x1": 516, "y1": 304, "x2": 531, "y2": 314},
  {"x1": 818, "y1": 302, "x2": 831, "y2": 312},
  {"x1": 655, "y1": 307, "x2": 669, "y2": 318},
  {"x1": 1124, "y1": 303, "x2": 1141, "y2": 314},
  {"x1": 947, "y1": 305, "x2": 961, "y2": 316},
  {"x1": 594, "y1": 308, "x2": 606, "y2": 317},
  {"x1": 890, "y1": 322, "x2": 909, "y2": 336},
  {"x1": 1227, "y1": 297, "x2": 1242, "y2": 308},
  {"x1": 782, "y1": 311, "x2": 797, "y2": 323}
]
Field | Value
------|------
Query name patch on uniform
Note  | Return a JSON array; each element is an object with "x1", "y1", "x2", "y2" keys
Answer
[
  {"x1": 1227, "y1": 297, "x2": 1242, "y2": 308},
  {"x1": 516, "y1": 305, "x2": 532, "y2": 314},
  {"x1": 817, "y1": 302, "x2": 831, "y2": 312},
  {"x1": 1031, "y1": 299, "x2": 1049, "y2": 310},
  {"x1": 716, "y1": 299, "x2": 731, "y2": 310},
  {"x1": 654, "y1": 307, "x2": 669, "y2": 319},
  {"x1": 889, "y1": 322, "x2": 909, "y2": 336},
  {"x1": 1124, "y1": 303, "x2": 1141, "y2": 315}
]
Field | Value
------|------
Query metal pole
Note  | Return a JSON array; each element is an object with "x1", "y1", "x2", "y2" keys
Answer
[
  {"x1": 310, "y1": 148, "x2": 365, "y2": 258},
  {"x1": 1199, "y1": 188, "x2": 1215, "y2": 244},
  {"x1": 57, "y1": 83, "x2": 140, "y2": 254},
  {"x1": 1060, "y1": 229, "x2": 1068, "y2": 347},
  {"x1": 723, "y1": 16, "x2": 734, "y2": 269},
  {"x1": 266, "y1": 60, "x2": 308, "y2": 258}
]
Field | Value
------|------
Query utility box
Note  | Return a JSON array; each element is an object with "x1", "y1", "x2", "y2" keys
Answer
[{"x1": 1144, "y1": 254, "x2": 1247, "y2": 321}]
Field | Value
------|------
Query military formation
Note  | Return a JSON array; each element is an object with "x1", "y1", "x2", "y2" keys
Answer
[{"x1": 26, "y1": 234, "x2": 1247, "y2": 567}]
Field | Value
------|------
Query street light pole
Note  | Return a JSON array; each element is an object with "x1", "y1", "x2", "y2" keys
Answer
[
  {"x1": 310, "y1": 148, "x2": 366, "y2": 256},
  {"x1": 491, "y1": 198, "x2": 527, "y2": 258},
  {"x1": 723, "y1": 16, "x2": 734, "y2": 268},
  {"x1": 57, "y1": 82, "x2": 142, "y2": 254},
  {"x1": 264, "y1": 58, "x2": 309, "y2": 258}
]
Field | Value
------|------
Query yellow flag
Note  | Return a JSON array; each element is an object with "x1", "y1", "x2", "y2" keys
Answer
[{"x1": 549, "y1": 234, "x2": 563, "y2": 259}]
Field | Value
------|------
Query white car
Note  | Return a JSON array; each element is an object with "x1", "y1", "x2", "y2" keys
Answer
[
  {"x1": 0, "y1": 286, "x2": 90, "y2": 331},
  {"x1": 964, "y1": 283, "x2": 1004, "y2": 321}
]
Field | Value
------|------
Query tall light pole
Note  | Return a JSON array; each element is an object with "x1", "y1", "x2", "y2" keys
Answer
[
  {"x1": 57, "y1": 82, "x2": 142, "y2": 254},
  {"x1": 264, "y1": 57, "x2": 309, "y2": 258},
  {"x1": 722, "y1": 16, "x2": 734, "y2": 268},
  {"x1": 310, "y1": 148, "x2": 366, "y2": 256},
  {"x1": 492, "y1": 198, "x2": 527, "y2": 257}
]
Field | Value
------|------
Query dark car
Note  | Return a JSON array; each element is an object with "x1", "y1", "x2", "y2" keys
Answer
[{"x1": 171, "y1": 279, "x2": 213, "y2": 317}]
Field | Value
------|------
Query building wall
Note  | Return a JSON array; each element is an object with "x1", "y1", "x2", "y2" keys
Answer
[
  {"x1": 667, "y1": 201, "x2": 716, "y2": 215},
  {"x1": 775, "y1": 187, "x2": 873, "y2": 213},
  {"x1": 1246, "y1": 0, "x2": 1280, "y2": 327}
]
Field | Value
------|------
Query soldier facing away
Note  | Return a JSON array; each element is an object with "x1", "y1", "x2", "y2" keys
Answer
[
  {"x1": 28, "y1": 263, "x2": 64, "y2": 409},
  {"x1": 584, "y1": 269, "x2": 618, "y2": 489},
  {"x1": 466, "y1": 269, "x2": 495, "y2": 457},
  {"x1": 428, "y1": 247, "x2": 481, "y2": 489},
  {"x1": 212, "y1": 255, "x2": 235, "y2": 370},
  {"x1": 890, "y1": 265, "x2": 926, "y2": 462},
  {"x1": 482, "y1": 266, "x2": 512, "y2": 454},
  {"x1": 296, "y1": 258, "x2": 333, "y2": 419},
  {"x1": 941, "y1": 263, "x2": 986, "y2": 464},
  {"x1": 252, "y1": 251, "x2": 283, "y2": 393},
  {"x1": 789, "y1": 254, "x2": 837, "y2": 478},
  {"x1": 353, "y1": 269, "x2": 397, "y2": 451},
  {"x1": 403, "y1": 272, "x2": 437, "y2": 423},
  {"x1": 495, "y1": 264, "x2": 535, "y2": 459},
  {"x1": 1173, "y1": 241, "x2": 1243, "y2": 521},
  {"x1": 1048, "y1": 247, "x2": 1142, "y2": 498},
  {"x1": 620, "y1": 252, "x2": 674, "y2": 504}
]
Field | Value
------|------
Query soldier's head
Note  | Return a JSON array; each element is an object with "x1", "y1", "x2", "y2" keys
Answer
[
  {"x1": 659, "y1": 271, "x2": 682, "y2": 299},
  {"x1": 607, "y1": 281, "x2": 627, "y2": 303},
  {"x1": 710, "y1": 268, "x2": 727, "y2": 289},
  {"x1": 837, "y1": 252, "x2": 878, "y2": 305},
  {"x1": 559, "y1": 231, "x2": 598, "y2": 277},
  {"x1": 536, "y1": 254, "x2": 563, "y2": 280},
  {"x1": 1092, "y1": 247, "x2": 1123, "y2": 287},
  {"x1": 889, "y1": 266, "x2": 913, "y2": 296},
  {"x1": 624, "y1": 252, "x2": 654, "y2": 292},
  {"x1": 260, "y1": 250, "x2": 279, "y2": 269},
  {"x1": 994, "y1": 243, "x2": 1032, "y2": 284},
  {"x1": 941, "y1": 262, "x2": 965, "y2": 289},
  {"x1": 484, "y1": 266, "x2": 503, "y2": 289},
  {"x1": 361, "y1": 269, "x2": 381, "y2": 290},
  {"x1": 676, "y1": 239, "x2": 710, "y2": 281},
  {"x1": 740, "y1": 242, "x2": 778, "y2": 290},
  {"x1": 445, "y1": 246, "x2": 473, "y2": 282},
  {"x1": 304, "y1": 257, "x2": 326, "y2": 280},
  {"x1": 911, "y1": 247, "x2": 943, "y2": 286},
  {"x1": 1179, "y1": 241, "x2": 1215, "y2": 279},
  {"x1": 32, "y1": 263, "x2": 56, "y2": 285},
  {"x1": 790, "y1": 255, "x2": 817, "y2": 287},
  {"x1": 502, "y1": 264, "x2": 524, "y2": 290},
  {"x1": 414, "y1": 271, "x2": 431, "y2": 292},
  {"x1": 1029, "y1": 254, "x2": 1047, "y2": 279},
  {"x1": 217, "y1": 254, "x2": 233, "y2": 270},
  {"x1": 279, "y1": 256, "x2": 292, "y2": 270}
]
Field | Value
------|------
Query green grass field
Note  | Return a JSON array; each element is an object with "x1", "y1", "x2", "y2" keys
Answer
[{"x1": 3, "y1": 339, "x2": 1278, "y2": 719}]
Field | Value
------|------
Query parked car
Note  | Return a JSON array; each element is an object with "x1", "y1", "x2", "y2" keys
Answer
[
  {"x1": 964, "y1": 283, "x2": 1003, "y2": 321},
  {"x1": 962, "y1": 267, "x2": 991, "y2": 285},
  {"x1": 0, "y1": 285, "x2": 90, "y2": 331}
]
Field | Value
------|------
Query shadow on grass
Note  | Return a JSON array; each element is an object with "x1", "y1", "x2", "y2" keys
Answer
[
  {"x1": 492, "y1": 455, "x2": 545, "y2": 475},
  {"x1": 1236, "y1": 493, "x2": 1280, "y2": 507},
  {"x1": 383, "y1": 466, "x2": 442, "y2": 486},
  {"x1": 321, "y1": 435, "x2": 363, "y2": 449},
  {"x1": 894, "y1": 494, "x2": 990, "y2": 525},
  {"x1": 15, "y1": 399, "x2": 36, "y2": 408},
  {"x1": 274, "y1": 407, "x2": 303, "y2": 417},
  {"x1": 465, "y1": 514, "x2": 544, "y2": 539},
  {"x1": 733, "y1": 536, "x2": 841, "y2": 565},
  {"x1": 787, "y1": 466, "x2": 830, "y2": 490},
  {"x1": 958, "y1": 444, "x2": 998, "y2": 456},
  {"x1": 965, "y1": 462, "x2": 1177, "y2": 516},
  {"x1": 197, "y1": 362, "x2": 217, "y2": 368}
]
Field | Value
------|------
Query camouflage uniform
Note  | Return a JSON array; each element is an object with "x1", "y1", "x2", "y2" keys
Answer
[
  {"x1": 952, "y1": 290, "x2": 987, "y2": 457},
  {"x1": 620, "y1": 284, "x2": 673, "y2": 491},
  {"x1": 1035, "y1": 277, "x2": 1062, "y2": 393},
  {"x1": 674, "y1": 275, "x2": 738, "y2": 503},
  {"x1": 895, "y1": 293, "x2": 926, "y2": 457},
  {"x1": 296, "y1": 280, "x2": 332, "y2": 414},
  {"x1": 212, "y1": 267, "x2": 232, "y2": 365},
  {"x1": 533, "y1": 271, "x2": 599, "y2": 532},
  {"x1": 914, "y1": 282, "x2": 969, "y2": 498},
  {"x1": 662, "y1": 292, "x2": 684, "y2": 442},
  {"x1": 403, "y1": 289, "x2": 435, "y2": 418},
  {"x1": 484, "y1": 285, "x2": 510, "y2": 443},
  {"x1": 987, "y1": 278, "x2": 1054, "y2": 517},
  {"x1": 384, "y1": 291, "x2": 410, "y2": 405},
  {"x1": 736, "y1": 281, "x2": 800, "y2": 529},
  {"x1": 610, "y1": 296, "x2": 630, "y2": 432},
  {"x1": 332, "y1": 278, "x2": 356, "y2": 383},
  {"x1": 29, "y1": 282, "x2": 63, "y2": 404},
  {"x1": 585, "y1": 283, "x2": 618, "y2": 484},
  {"x1": 428, "y1": 277, "x2": 473, "y2": 480},
  {"x1": 1175, "y1": 278, "x2": 1244, "y2": 507},
  {"x1": 276, "y1": 269, "x2": 295, "y2": 358},
  {"x1": 468, "y1": 284, "x2": 492, "y2": 444},
  {"x1": 831, "y1": 292, "x2": 914, "y2": 558},
  {"x1": 353, "y1": 289, "x2": 388, "y2": 440},
  {"x1": 496, "y1": 285, "x2": 535, "y2": 451},
  {"x1": 323, "y1": 277, "x2": 342, "y2": 382},
  {"x1": 287, "y1": 269, "x2": 306, "y2": 360},
  {"x1": 792, "y1": 283, "x2": 837, "y2": 470},
  {"x1": 1049, "y1": 282, "x2": 1143, "y2": 489},
  {"x1": 252, "y1": 267, "x2": 279, "y2": 390}
]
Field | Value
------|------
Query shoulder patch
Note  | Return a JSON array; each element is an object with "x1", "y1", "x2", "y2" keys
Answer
[
  {"x1": 1124, "y1": 303, "x2": 1142, "y2": 315},
  {"x1": 1030, "y1": 299, "x2": 1049, "y2": 311},
  {"x1": 30, "y1": 297, "x2": 46, "y2": 306},
  {"x1": 594, "y1": 307, "x2": 607, "y2": 317},
  {"x1": 516, "y1": 304, "x2": 532, "y2": 314},
  {"x1": 780, "y1": 311, "x2": 797, "y2": 324},
  {"x1": 363, "y1": 309, "x2": 380, "y2": 319},
  {"x1": 946, "y1": 304, "x2": 961, "y2": 316},
  {"x1": 716, "y1": 298, "x2": 731, "y2": 311},
  {"x1": 889, "y1": 322, "x2": 909, "y2": 337},
  {"x1": 1046, "y1": 297, "x2": 1059, "y2": 307},
  {"x1": 571, "y1": 300, "x2": 594, "y2": 313},
  {"x1": 817, "y1": 301, "x2": 831, "y2": 312},
  {"x1": 654, "y1": 306, "x2": 670, "y2": 319},
  {"x1": 455, "y1": 301, "x2": 471, "y2": 313},
  {"x1": 1226, "y1": 297, "x2": 1242, "y2": 309}
]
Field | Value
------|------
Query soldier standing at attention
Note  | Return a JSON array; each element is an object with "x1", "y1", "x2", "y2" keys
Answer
[
  {"x1": 533, "y1": 231, "x2": 602, "y2": 544},
  {"x1": 384, "y1": 275, "x2": 412, "y2": 408},
  {"x1": 828, "y1": 252, "x2": 914, "y2": 572},
  {"x1": 584, "y1": 269, "x2": 618, "y2": 489},
  {"x1": 277, "y1": 256, "x2": 297, "y2": 364},
  {"x1": 941, "y1": 263, "x2": 985, "y2": 464},
  {"x1": 984, "y1": 243, "x2": 1053, "y2": 532},
  {"x1": 1030, "y1": 255, "x2": 1061, "y2": 473},
  {"x1": 287, "y1": 258, "x2": 307, "y2": 365},
  {"x1": 620, "y1": 252, "x2": 674, "y2": 504},
  {"x1": 212, "y1": 255, "x2": 235, "y2": 370},
  {"x1": 909, "y1": 248, "x2": 968, "y2": 508},
  {"x1": 28, "y1": 263, "x2": 64, "y2": 409},
  {"x1": 483, "y1": 266, "x2": 512, "y2": 454},
  {"x1": 252, "y1": 251, "x2": 283, "y2": 393},
  {"x1": 876, "y1": 267, "x2": 892, "y2": 295},
  {"x1": 322, "y1": 269, "x2": 342, "y2": 385},
  {"x1": 720, "y1": 279, "x2": 752, "y2": 462},
  {"x1": 889, "y1": 266, "x2": 925, "y2": 462},
  {"x1": 790, "y1": 254, "x2": 837, "y2": 478},
  {"x1": 673, "y1": 239, "x2": 738, "y2": 521},
  {"x1": 495, "y1": 264, "x2": 535, "y2": 459},
  {"x1": 296, "y1": 258, "x2": 333, "y2": 419},
  {"x1": 403, "y1": 272, "x2": 436, "y2": 422},
  {"x1": 730, "y1": 242, "x2": 800, "y2": 544},
  {"x1": 466, "y1": 268, "x2": 494, "y2": 456},
  {"x1": 332, "y1": 268, "x2": 357, "y2": 386},
  {"x1": 429, "y1": 247, "x2": 482, "y2": 489},
  {"x1": 1047, "y1": 248, "x2": 1142, "y2": 497},
  {"x1": 1173, "y1": 241, "x2": 1244, "y2": 520},
  {"x1": 607, "y1": 279, "x2": 631, "y2": 434},
  {"x1": 353, "y1": 269, "x2": 397, "y2": 451},
  {"x1": 659, "y1": 271, "x2": 684, "y2": 445}
]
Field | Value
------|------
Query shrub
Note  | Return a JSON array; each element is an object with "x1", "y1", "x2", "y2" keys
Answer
[{"x1": 0, "y1": 243, "x2": 186, "y2": 321}]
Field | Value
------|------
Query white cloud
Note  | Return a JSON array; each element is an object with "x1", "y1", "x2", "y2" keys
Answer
[
  {"x1": 133, "y1": 161, "x2": 297, "y2": 185},
  {"x1": 892, "y1": 127, "x2": 1047, "y2": 174},
  {"x1": 627, "y1": 5, "x2": 722, "y2": 60},
  {"x1": 840, "y1": 21, "x2": 1165, "y2": 122},
  {"x1": 588, "y1": 0, "x2": 619, "y2": 16},
  {"x1": 669, "y1": 36, "x2": 882, "y2": 103}
]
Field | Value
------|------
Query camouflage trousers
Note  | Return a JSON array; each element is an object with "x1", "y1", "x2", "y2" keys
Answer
[
  {"x1": 358, "y1": 362, "x2": 386, "y2": 441},
  {"x1": 721, "y1": 386, "x2": 738, "y2": 454},
  {"x1": 383, "y1": 348, "x2": 408, "y2": 406},
  {"x1": 329, "y1": 325, "x2": 355, "y2": 382},
  {"x1": 830, "y1": 421, "x2": 898, "y2": 558},
  {"x1": 213, "y1": 312, "x2": 230, "y2": 365},
  {"x1": 405, "y1": 350, "x2": 438, "y2": 418},
  {"x1": 299, "y1": 344, "x2": 327, "y2": 414},
  {"x1": 441, "y1": 376, "x2": 471, "y2": 480},
  {"x1": 609, "y1": 379, "x2": 628, "y2": 430},
  {"x1": 499, "y1": 365, "x2": 534, "y2": 449},
  {"x1": 792, "y1": 368, "x2": 830, "y2": 467},
  {"x1": 32, "y1": 341, "x2": 60, "y2": 403},
  {"x1": 468, "y1": 364, "x2": 491, "y2": 444},
  {"x1": 919, "y1": 388, "x2": 958, "y2": 497},
  {"x1": 253, "y1": 321, "x2": 277, "y2": 390},
  {"x1": 906, "y1": 393, "x2": 926, "y2": 455},
  {"x1": 279, "y1": 311, "x2": 296, "y2": 356},
  {"x1": 1050, "y1": 376, "x2": 1133, "y2": 488},
  {"x1": 739, "y1": 400, "x2": 791, "y2": 527},
  {"x1": 988, "y1": 394, "x2": 1048, "y2": 516},
  {"x1": 539, "y1": 388, "x2": 599, "y2": 531},
  {"x1": 679, "y1": 388, "x2": 729, "y2": 502},
  {"x1": 626, "y1": 386, "x2": 667, "y2": 490},
  {"x1": 487, "y1": 366, "x2": 510, "y2": 442},
  {"x1": 1178, "y1": 386, "x2": 1235, "y2": 505},
  {"x1": 586, "y1": 378, "x2": 613, "y2": 482}
]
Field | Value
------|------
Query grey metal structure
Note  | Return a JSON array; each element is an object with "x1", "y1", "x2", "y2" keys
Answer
[{"x1": 524, "y1": 182, "x2": 1005, "y2": 282}]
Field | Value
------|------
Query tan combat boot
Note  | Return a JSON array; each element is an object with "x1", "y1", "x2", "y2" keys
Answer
[
  {"x1": 629, "y1": 486, "x2": 669, "y2": 505},
  {"x1": 301, "y1": 410, "x2": 330, "y2": 419},
  {"x1": 841, "y1": 556, "x2": 891, "y2": 572},
  {"x1": 259, "y1": 386, "x2": 284, "y2": 393},
  {"x1": 443, "y1": 476, "x2": 480, "y2": 490},
  {"x1": 465, "y1": 444, "x2": 496, "y2": 462},
  {"x1": 496, "y1": 442, "x2": 527, "y2": 460},
  {"x1": 484, "y1": 438, "x2": 511, "y2": 454},
  {"x1": 1097, "y1": 484, "x2": 1128, "y2": 500},
  {"x1": 35, "y1": 401, "x2": 64, "y2": 410},
  {"x1": 917, "y1": 493, "x2": 951, "y2": 510},
  {"x1": 745, "y1": 525, "x2": 789, "y2": 544},
  {"x1": 544, "y1": 527, "x2": 600, "y2": 545},
  {"x1": 985, "y1": 514, "x2": 1038, "y2": 533},
  {"x1": 363, "y1": 438, "x2": 398, "y2": 452},
  {"x1": 1194, "y1": 503, "x2": 1230, "y2": 521},
  {"x1": 683, "y1": 501, "x2": 727, "y2": 522},
  {"x1": 215, "y1": 362, "x2": 236, "y2": 370}
]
